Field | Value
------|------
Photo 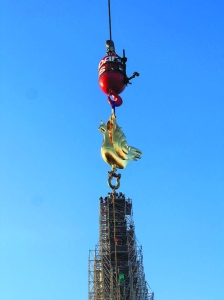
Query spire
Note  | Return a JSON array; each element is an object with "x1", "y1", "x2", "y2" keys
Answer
[{"x1": 88, "y1": 192, "x2": 154, "y2": 300}]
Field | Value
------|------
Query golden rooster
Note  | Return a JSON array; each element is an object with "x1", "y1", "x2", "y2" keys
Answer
[{"x1": 98, "y1": 114, "x2": 142, "y2": 170}]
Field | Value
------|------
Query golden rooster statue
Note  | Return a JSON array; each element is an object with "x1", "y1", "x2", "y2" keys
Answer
[{"x1": 98, "y1": 114, "x2": 142, "y2": 170}]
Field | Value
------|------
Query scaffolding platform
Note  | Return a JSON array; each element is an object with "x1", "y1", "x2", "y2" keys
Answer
[{"x1": 89, "y1": 192, "x2": 154, "y2": 300}]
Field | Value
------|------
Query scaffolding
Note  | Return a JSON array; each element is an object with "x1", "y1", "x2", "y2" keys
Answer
[{"x1": 89, "y1": 192, "x2": 154, "y2": 300}]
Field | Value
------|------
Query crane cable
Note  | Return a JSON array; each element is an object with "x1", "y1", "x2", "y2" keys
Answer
[{"x1": 108, "y1": 0, "x2": 112, "y2": 40}]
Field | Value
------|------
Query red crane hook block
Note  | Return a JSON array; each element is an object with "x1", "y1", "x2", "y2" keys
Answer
[{"x1": 98, "y1": 54, "x2": 126, "y2": 98}]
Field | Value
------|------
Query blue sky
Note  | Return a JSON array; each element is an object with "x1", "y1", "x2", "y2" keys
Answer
[{"x1": 0, "y1": 0, "x2": 224, "y2": 299}]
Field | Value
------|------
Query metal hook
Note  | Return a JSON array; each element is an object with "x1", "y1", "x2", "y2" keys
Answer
[{"x1": 108, "y1": 170, "x2": 121, "y2": 190}]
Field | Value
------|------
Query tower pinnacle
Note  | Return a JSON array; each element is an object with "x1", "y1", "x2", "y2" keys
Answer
[{"x1": 88, "y1": 192, "x2": 154, "y2": 300}]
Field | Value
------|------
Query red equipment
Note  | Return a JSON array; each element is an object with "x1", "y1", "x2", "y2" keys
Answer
[
  {"x1": 98, "y1": 36, "x2": 139, "y2": 110},
  {"x1": 99, "y1": 1, "x2": 139, "y2": 111},
  {"x1": 98, "y1": 54, "x2": 125, "y2": 107}
]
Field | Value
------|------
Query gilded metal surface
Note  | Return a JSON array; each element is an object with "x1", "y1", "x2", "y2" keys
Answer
[{"x1": 98, "y1": 113, "x2": 142, "y2": 170}]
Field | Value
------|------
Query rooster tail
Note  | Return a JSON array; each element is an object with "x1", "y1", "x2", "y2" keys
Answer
[{"x1": 128, "y1": 146, "x2": 142, "y2": 160}]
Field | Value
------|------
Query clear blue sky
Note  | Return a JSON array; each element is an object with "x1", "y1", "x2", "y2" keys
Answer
[{"x1": 0, "y1": 0, "x2": 224, "y2": 299}]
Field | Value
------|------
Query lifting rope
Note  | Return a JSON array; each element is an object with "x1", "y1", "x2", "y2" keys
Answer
[{"x1": 108, "y1": 0, "x2": 112, "y2": 40}]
